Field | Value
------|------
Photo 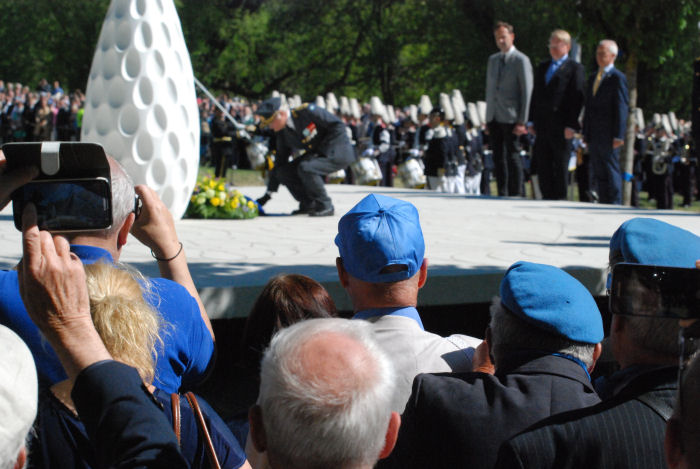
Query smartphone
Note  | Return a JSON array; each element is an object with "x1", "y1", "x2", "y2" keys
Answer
[
  {"x1": 12, "y1": 178, "x2": 112, "y2": 232},
  {"x1": 609, "y1": 263, "x2": 700, "y2": 319}
]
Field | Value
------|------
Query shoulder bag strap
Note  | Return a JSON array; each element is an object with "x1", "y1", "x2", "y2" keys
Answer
[
  {"x1": 185, "y1": 391, "x2": 222, "y2": 469},
  {"x1": 170, "y1": 393, "x2": 182, "y2": 447}
]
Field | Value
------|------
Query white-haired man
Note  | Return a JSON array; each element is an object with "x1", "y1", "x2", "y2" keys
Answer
[
  {"x1": 0, "y1": 325, "x2": 37, "y2": 469},
  {"x1": 583, "y1": 39, "x2": 629, "y2": 204},
  {"x1": 246, "y1": 318, "x2": 401, "y2": 469}
]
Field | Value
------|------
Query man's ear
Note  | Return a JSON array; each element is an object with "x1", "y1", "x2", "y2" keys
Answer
[
  {"x1": 665, "y1": 417, "x2": 684, "y2": 469},
  {"x1": 336, "y1": 257, "x2": 349, "y2": 288},
  {"x1": 378, "y1": 412, "x2": 401, "y2": 459},
  {"x1": 117, "y1": 212, "x2": 135, "y2": 250},
  {"x1": 248, "y1": 404, "x2": 267, "y2": 453},
  {"x1": 417, "y1": 258, "x2": 428, "y2": 289},
  {"x1": 588, "y1": 342, "x2": 603, "y2": 374}
]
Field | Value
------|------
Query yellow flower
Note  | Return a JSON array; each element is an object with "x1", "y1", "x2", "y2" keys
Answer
[
  {"x1": 208, "y1": 180, "x2": 216, "y2": 189},
  {"x1": 211, "y1": 197, "x2": 222, "y2": 207},
  {"x1": 247, "y1": 200, "x2": 255, "y2": 209},
  {"x1": 232, "y1": 199, "x2": 240, "y2": 208},
  {"x1": 217, "y1": 184, "x2": 225, "y2": 191},
  {"x1": 191, "y1": 195, "x2": 196, "y2": 203}
]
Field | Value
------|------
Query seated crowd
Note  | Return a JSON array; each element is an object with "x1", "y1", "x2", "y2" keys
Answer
[{"x1": 1, "y1": 148, "x2": 700, "y2": 469}]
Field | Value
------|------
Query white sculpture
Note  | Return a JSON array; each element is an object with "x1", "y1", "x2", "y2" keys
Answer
[{"x1": 82, "y1": 0, "x2": 200, "y2": 220}]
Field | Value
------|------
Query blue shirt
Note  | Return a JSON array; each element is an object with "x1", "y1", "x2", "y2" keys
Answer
[
  {"x1": 352, "y1": 306, "x2": 425, "y2": 330},
  {"x1": 0, "y1": 245, "x2": 214, "y2": 393},
  {"x1": 545, "y1": 54, "x2": 569, "y2": 84}
]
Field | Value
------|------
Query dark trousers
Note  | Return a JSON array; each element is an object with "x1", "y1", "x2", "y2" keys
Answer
[
  {"x1": 588, "y1": 143, "x2": 622, "y2": 204},
  {"x1": 488, "y1": 121, "x2": 523, "y2": 196},
  {"x1": 377, "y1": 150, "x2": 395, "y2": 187},
  {"x1": 533, "y1": 128, "x2": 570, "y2": 200},
  {"x1": 276, "y1": 159, "x2": 314, "y2": 209}
]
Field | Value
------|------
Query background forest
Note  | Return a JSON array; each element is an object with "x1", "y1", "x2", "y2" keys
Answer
[{"x1": 0, "y1": 0, "x2": 698, "y2": 116}]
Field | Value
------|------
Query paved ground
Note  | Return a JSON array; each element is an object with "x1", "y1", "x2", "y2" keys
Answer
[{"x1": 1, "y1": 184, "x2": 698, "y2": 318}]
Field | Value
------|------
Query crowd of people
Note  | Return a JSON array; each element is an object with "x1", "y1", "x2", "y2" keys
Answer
[{"x1": 1, "y1": 140, "x2": 700, "y2": 467}]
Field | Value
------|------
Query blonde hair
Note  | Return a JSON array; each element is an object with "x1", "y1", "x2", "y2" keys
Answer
[
  {"x1": 550, "y1": 29, "x2": 571, "y2": 46},
  {"x1": 84, "y1": 262, "x2": 162, "y2": 384}
]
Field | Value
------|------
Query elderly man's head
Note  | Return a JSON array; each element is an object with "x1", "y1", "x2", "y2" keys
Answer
[
  {"x1": 488, "y1": 261, "x2": 604, "y2": 370},
  {"x1": 608, "y1": 218, "x2": 700, "y2": 367},
  {"x1": 248, "y1": 318, "x2": 400, "y2": 469},
  {"x1": 0, "y1": 325, "x2": 37, "y2": 469}
]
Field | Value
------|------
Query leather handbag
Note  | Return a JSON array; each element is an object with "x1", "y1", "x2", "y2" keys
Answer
[{"x1": 171, "y1": 392, "x2": 222, "y2": 469}]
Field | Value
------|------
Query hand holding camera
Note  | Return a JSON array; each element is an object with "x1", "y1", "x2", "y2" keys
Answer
[{"x1": 0, "y1": 150, "x2": 38, "y2": 211}]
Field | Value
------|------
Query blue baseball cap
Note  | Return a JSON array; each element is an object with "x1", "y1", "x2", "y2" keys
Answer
[
  {"x1": 609, "y1": 218, "x2": 700, "y2": 267},
  {"x1": 500, "y1": 261, "x2": 603, "y2": 344},
  {"x1": 335, "y1": 194, "x2": 425, "y2": 283}
]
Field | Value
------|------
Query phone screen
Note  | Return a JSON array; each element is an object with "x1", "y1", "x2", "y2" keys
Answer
[
  {"x1": 609, "y1": 263, "x2": 700, "y2": 319},
  {"x1": 13, "y1": 178, "x2": 112, "y2": 231}
]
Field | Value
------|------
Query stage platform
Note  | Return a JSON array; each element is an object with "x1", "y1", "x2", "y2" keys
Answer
[{"x1": 1, "y1": 185, "x2": 698, "y2": 319}]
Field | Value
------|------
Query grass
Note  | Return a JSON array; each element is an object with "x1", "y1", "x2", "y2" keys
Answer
[{"x1": 198, "y1": 165, "x2": 700, "y2": 212}]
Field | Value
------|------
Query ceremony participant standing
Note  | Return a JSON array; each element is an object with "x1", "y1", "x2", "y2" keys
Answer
[
  {"x1": 485, "y1": 21, "x2": 533, "y2": 197},
  {"x1": 583, "y1": 39, "x2": 629, "y2": 205},
  {"x1": 529, "y1": 29, "x2": 585, "y2": 200},
  {"x1": 256, "y1": 97, "x2": 355, "y2": 216}
]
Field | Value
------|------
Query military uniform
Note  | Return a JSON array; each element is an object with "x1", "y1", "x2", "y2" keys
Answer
[
  {"x1": 370, "y1": 122, "x2": 396, "y2": 186},
  {"x1": 210, "y1": 116, "x2": 237, "y2": 178},
  {"x1": 271, "y1": 102, "x2": 355, "y2": 215}
]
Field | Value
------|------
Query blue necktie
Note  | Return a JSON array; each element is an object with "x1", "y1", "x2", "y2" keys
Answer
[{"x1": 545, "y1": 61, "x2": 557, "y2": 84}]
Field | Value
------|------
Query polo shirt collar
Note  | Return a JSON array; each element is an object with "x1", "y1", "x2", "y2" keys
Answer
[
  {"x1": 69, "y1": 244, "x2": 114, "y2": 264},
  {"x1": 352, "y1": 306, "x2": 425, "y2": 330}
]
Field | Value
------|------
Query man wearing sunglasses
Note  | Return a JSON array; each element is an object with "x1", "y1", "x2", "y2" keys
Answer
[{"x1": 495, "y1": 218, "x2": 700, "y2": 469}]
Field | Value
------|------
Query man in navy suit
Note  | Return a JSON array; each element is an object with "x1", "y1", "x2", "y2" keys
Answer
[
  {"x1": 583, "y1": 39, "x2": 629, "y2": 204},
  {"x1": 528, "y1": 29, "x2": 585, "y2": 200}
]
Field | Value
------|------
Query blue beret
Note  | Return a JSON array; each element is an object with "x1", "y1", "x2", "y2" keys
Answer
[
  {"x1": 500, "y1": 261, "x2": 603, "y2": 344},
  {"x1": 335, "y1": 194, "x2": 425, "y2": 283},
  {"x1": 609, "y1": 218, "x2": 700, "y2": 267}
]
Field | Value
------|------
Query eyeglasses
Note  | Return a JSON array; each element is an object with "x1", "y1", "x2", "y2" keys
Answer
[{"x1": 133, "y1": 193, "x2": 143, "y2": 220}]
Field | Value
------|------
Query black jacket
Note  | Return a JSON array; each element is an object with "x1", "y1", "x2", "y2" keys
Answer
[
  {"x1": 529, "y1": 58, "x2": 585, "y2": 133},
  {"x1": 494, "y1": 365, "x2": 677, "y2": 469},
  {"x1": 378, "y1": 353, "x2": 601, "y2": 469}
]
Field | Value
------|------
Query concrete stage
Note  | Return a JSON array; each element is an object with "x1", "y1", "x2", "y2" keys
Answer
[{"x1": 1, "y1": 185, "x2": 698, "y2": 319}]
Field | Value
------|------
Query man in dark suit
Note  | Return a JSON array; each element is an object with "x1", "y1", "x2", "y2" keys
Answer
[
  {"x1": 583, "y1": 39, "x2": 629, "y2": 204},
  {"x1": 528, "y1": 29, "x2": 585, "y2": 200},
  {"x1": 485, "y1": 21, "x2": 533, "y2": 197},
  {"x1": 666, "y1": 351, "x2": 700, "y2": 469},
  {"x1": 377, "y1": 261, "x2": 603, "y2": 469},
  {"x1": 495, "y1": 218, "x2": 700, "y2": 469},
  {"x1": 256, "y1": 97, "x2": 355, "y2": 216}
]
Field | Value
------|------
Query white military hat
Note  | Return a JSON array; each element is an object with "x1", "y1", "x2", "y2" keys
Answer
[
  {"x1": 652, "y1": 113, "x2": 661, "y2": 126},
  {"x1": 291, "y1": 94, "x2": 302, "y2": 108},
  {"x1": 477, "y1": 101, "x2": 487, "y2": 126},
  {"x1": 467, "y1": 102, "x2": 480, "y2": 127},
  {"x1": 315, "y1": 95, "x2": 326, "y2": 109},
  {"x1": 634, "y1": 108, "x2": 644, "y2": 129},
  {"x1": 340, "y1": 96, "x2": 351, "y2": 116},
  {"x1": 386, "y1": 104, "x2": 397, "y2": 123},
  {"x1": 0, "y1": 325, "x2": 37, "y2": 464},
  {"x1": 271, "y1": 90, "x2": 280, "y2": 98},
  {"x1": 451, "y1": 89, "x2": 466, "y2": 114},
  {"x1": 370, "y1": 96, "x2": 385, "y2": 117},
  {"x1": 452, "y1": 96, "x2": 465, "y2": 125},
  {"x1": 409, "y1": 104, "x2": 419, "y2": 125},
  {"x1": 326, "y1": 92, "x2": 339, "y2": 112},
  {"x1": 279, "y1": 93, "x2": 288, "y2": 108},
  {"x1": 350, "y1": 97, "x2": 362, "y2": 120},
  {"x1": 440, "y1": 93, "x2": 455, "y2": 121},
  {"x1": 419, "y1": 95, "x2": 433, "y2": 115}
]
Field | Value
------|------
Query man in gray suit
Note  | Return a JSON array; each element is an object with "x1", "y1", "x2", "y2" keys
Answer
[{"x1": 485, "y1": 21, "x2": 533, "y2": 197}]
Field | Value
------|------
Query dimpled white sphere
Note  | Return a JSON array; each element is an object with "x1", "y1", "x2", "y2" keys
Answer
[{"x1": 82, "y1": 0, "x2": 199, "y2": 220}]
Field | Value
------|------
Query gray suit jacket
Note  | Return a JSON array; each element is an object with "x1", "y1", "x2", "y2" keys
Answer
[{"x1": 485, "y1": 46, "x2": 533, "y2": 125}]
